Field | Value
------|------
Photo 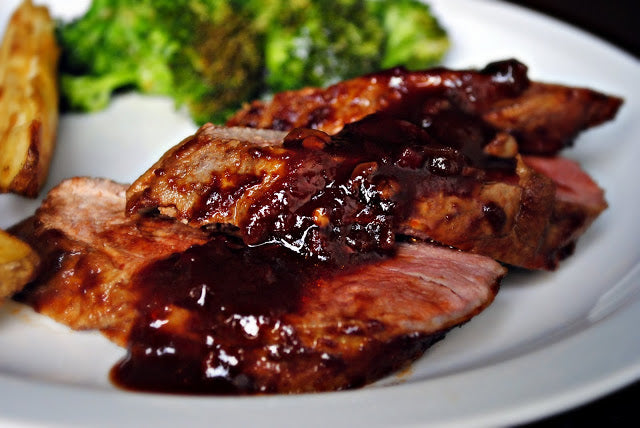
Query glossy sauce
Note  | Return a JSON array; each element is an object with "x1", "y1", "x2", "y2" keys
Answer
[
  {"x1": 110, "y1": 234, "x2": 384, "y2": 394},
  {"x1": 231, "y1": 107, "x2": 517, "y2": 262}
]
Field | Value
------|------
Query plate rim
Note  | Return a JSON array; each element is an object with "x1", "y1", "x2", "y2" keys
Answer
[{"x1": 1, "y1": 0, "x2": 639, "y2": 426}]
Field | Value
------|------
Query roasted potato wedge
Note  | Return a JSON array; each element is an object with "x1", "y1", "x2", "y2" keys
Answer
[
  {"x1": 0, "y1": 228, "x2": 39, "y2": 300},
  {"x1": 0, "y1": 0, "x2": 59, "y2": 197}
]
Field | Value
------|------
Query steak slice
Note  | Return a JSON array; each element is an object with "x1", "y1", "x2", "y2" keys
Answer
[
  {"x1": 12, "y1": 177, "x2": 505, "y2": 394},
  {"x1": 227, "y1": 59, "x2": 622, "y2": 156},
  {"x1": 13, "y1": 177, "x2": 211, "y2": 343},
  {"x1": 126, "y1": 122, "x2": 557, "y2": 269},
  {"x1": 523, "y1": 155, "x2": 608, "y2": 268}
]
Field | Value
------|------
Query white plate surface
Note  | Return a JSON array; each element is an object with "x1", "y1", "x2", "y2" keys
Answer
[{"x1": 0, "y1": 0, "x2": 639, "y2": 426}]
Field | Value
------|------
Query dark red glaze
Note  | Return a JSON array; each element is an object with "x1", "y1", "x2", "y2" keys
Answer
[
  {"x1": 107, "y1": 234, "x2": 500, "y2": 395},
  {"x1": 229, "y1": 59, "x2": 530, "y2": 134},
  {"x1": 228, "y1": 59, "x2": 622, "y2": 156},
  {"x1": 111, "y1": 235, "x2": 327, "y2": 394},
  {"x1": 216, "y1": 112, "x2": 518, "y2": 263},
  {"x1": 110, "y1": 235, "x2": 456, "y2": 395}
]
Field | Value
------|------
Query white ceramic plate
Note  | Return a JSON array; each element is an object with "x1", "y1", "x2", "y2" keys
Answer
[{"x1": 1, "y1": 0, "x2": 639, "y2": 426}]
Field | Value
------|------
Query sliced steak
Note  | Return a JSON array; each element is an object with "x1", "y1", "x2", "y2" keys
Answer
[
  {"x1": 127, "y1": 122, "x2": 557, "y2": 269},
  {"x1": 12, "y1": 177, "x2": 210, "y2": 344},
  {"x1": 227, "y1": 59, "x2": 622, "y2": 156},
  {"x1": 523, "y1": 155, "x2": 608, "y2": 268},
  {"x1": 12, "y1": 177, "x2": 505, "y2": 394},
  {"x1": 483, "y1": 82, "x2": 622, "y2": 155}
]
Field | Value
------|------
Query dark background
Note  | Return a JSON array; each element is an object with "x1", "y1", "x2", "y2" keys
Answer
[
  {"x1": 503, "y1": 1, "x2": 639, "y2": 425},
  {"x1": 506, "y1": 0, "x2": 639, "y2": 58}
]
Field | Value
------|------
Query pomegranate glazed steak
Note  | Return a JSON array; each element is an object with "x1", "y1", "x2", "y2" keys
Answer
[
  {"x1": 11, "y1": 59, "x2": 621, "y2": 395},
  {"x1": 13, "y1": 177, "x2": 505, "y2": 393}
]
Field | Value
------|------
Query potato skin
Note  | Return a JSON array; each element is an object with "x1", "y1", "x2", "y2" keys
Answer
[
  {"x1": 0, "y1": 0, "x2": 59, "y2": 197},
  {"x1": 0, "y1": 227, "x2": 39, "y2": 300}
]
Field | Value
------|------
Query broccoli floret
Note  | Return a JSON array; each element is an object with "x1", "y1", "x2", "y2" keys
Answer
[
  {"x1": 258, "y1": 0, "x2": 449, "y2": 92},
  {"x1": 58, "y1": 0, "x2": 178, "y2": 101},
  {"x1": 58, "y1": 0, "x2": 264, "y2": 124},
  {"x1": 260, "y1": 0, "x2": 385, "y2": 92},
  {"x1": 369, "y1": 0, "x2": 450, "y2": 69},
  {"x1": 167, "y1": 4, "x2": 264, "y2": 123},
  {"x1": 60, "y1": 71, "x2": 137, "y2": 111}
]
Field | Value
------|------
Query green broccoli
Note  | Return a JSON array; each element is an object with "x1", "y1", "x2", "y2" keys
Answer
[
  {"x1": 259, "y1": 0, "x2": 449, "y2": 92},
  {"x1": 58, "y1": 0, "x2": 263, "y2": 123},
  {"x1": 370, "y1": 0, "x2": 450, "y2": 70},
  {"x1": 258, "y1": 0, "x2": 385, "y2": 93},
  {"x1": 58, "y1": 0, "x2": 178, "y2": 109},
  {"x1": 166, "y1": 3, "x2": 263, "y2": 124}
]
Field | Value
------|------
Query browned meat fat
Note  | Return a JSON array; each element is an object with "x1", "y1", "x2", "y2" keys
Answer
[{"x1": 13, "y1": 177, "x2": 505, "y2": 394}]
